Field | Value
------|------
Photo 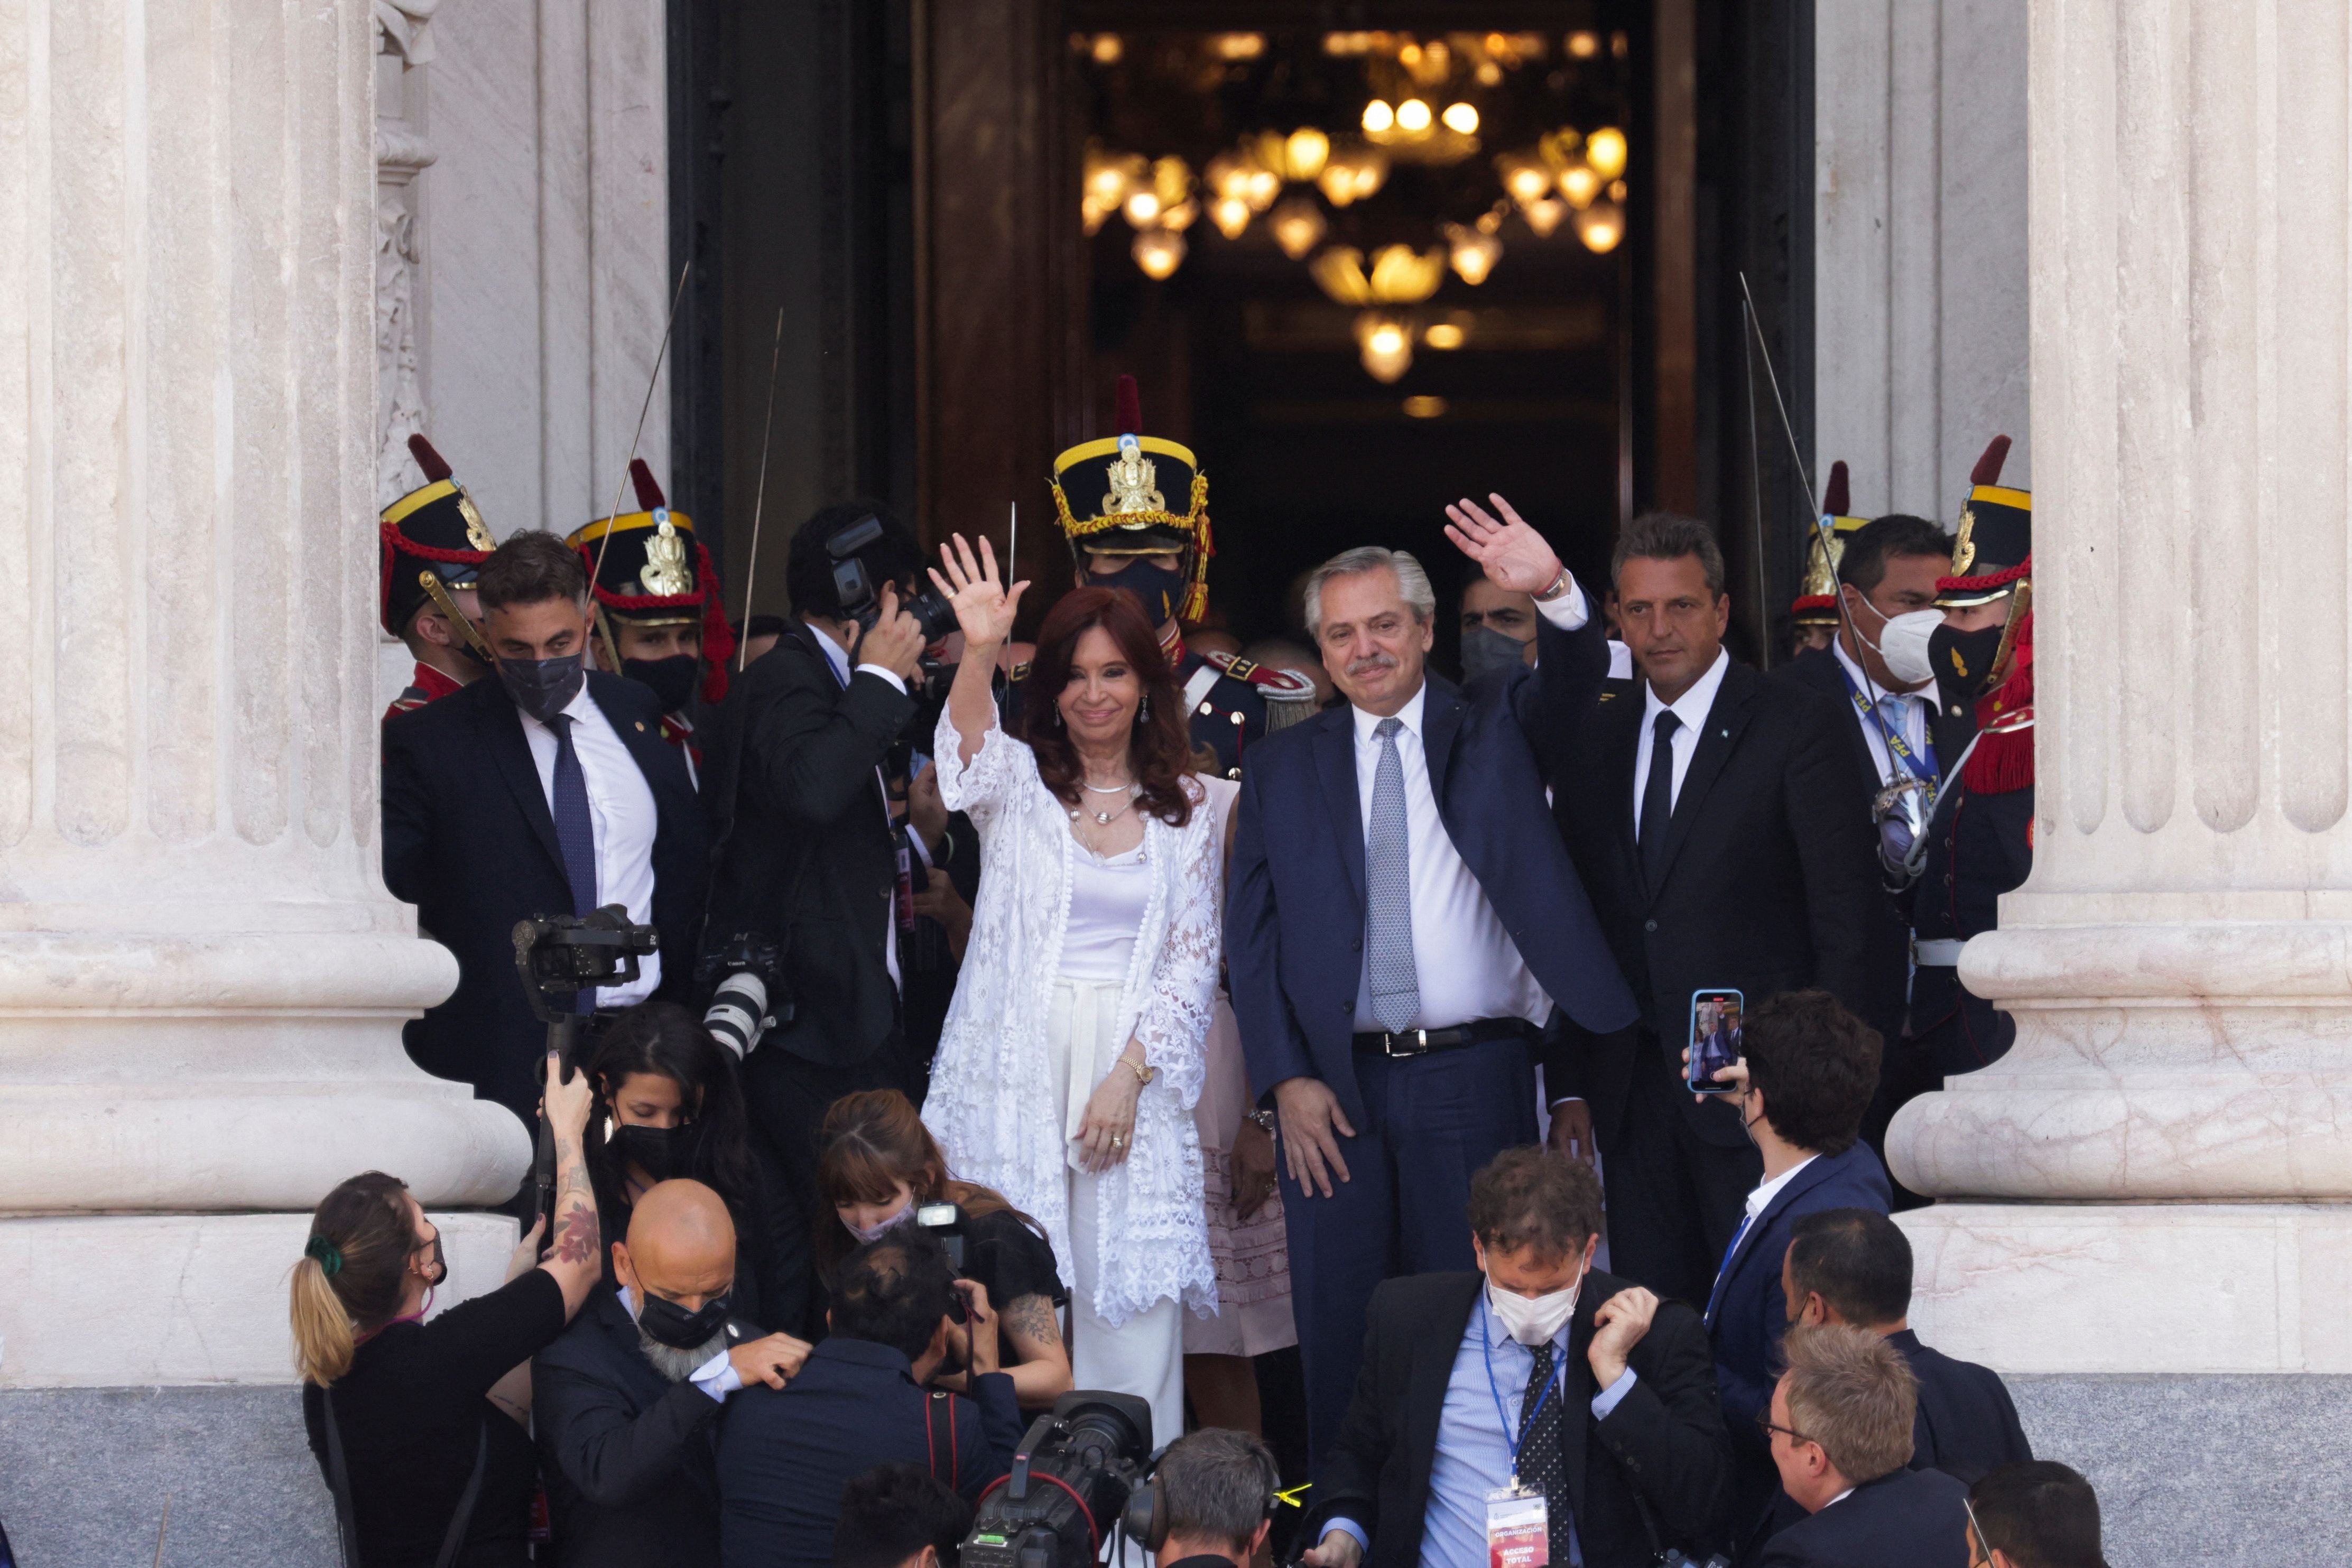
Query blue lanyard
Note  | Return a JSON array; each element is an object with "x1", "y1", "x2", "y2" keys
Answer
[
  {"x1": 1479, "y1": 1296, "x2": 1567, "y2": 1488},
  {"x1": 1836, "y1": 664, "x2": 1939, "y2": 802}
]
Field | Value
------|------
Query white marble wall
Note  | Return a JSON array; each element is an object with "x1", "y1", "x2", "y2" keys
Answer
[{"x1": 1814, "y1": 0, "x2": 2030, "y2": 516}]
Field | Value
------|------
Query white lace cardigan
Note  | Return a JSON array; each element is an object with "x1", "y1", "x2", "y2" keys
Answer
[{"x1": 922, "y1": 707, "x2": 1221, "y2": 1326}]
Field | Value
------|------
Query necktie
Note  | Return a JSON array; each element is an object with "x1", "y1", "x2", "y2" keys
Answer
[
  {"x1": 1364, "y1": 716, "x2": 1420, "y2": 1033},
  {"x1": 1705, "y1": 1210, "x2": 1756, "y2": 1326},
  {"x1": 547, "y1": 714, "x2": 599, "y2": 1012},
  {"x1": 1637, "y1": 709, "x2": 1681, "y2": 890},
  {"x1": 1517, "y1": 1340, "x2": 1567, "y2": 1555}
]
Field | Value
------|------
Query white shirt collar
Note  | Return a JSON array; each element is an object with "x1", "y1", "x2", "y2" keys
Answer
[
  {"x1": 1745, "y1": 1152, "x2": 1820, "y2": 1222},
  {"x1": 803, "y1": 619, "x2": 853, "y2": 682},
  {"x1": 1830, "y1": 634, "x2": 1928, "y2": 706},
  {"x1": 1351, "y1": 680, "x2": 1429, "y2": 747},
  {"x1": 1641, "y1": 646, "x2": 1731, "y2": 734}
]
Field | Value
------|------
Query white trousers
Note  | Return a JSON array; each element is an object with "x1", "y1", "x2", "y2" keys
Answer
[{"x1": 1045, "y1": 978, "x2": 1186, "y2": 1452}]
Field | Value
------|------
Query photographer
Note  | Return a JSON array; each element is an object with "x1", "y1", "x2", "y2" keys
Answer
[
  {"x1": 585, "y1": 1001, "x2": 811, "y2": 1335},
  {"x1": 295, "y1": 1052, "x2": 605, "y2": 1567},
  {"x1": 816, "y1": 1090, "x2": 1072, "y2": 1409},
  {"x1": 717, "y1": 1233, "x2": 1021, "y2": 1568},
  {"x1": 833, "y1": 1464, "x2": 973, "y2": 1568},
  {"x1": 702, "y1": 500, "x2": 934, "y2": 1222},
  {"x1": 1150, "y1": 1428, "x2": 1280, "y2": 1568}
]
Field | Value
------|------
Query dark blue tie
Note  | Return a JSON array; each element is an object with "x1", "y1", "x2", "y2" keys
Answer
[
  {"x1": 547, "y1": 714, "x2": 598, "y2": 1012},
  {"x1": 1637, "y1": 709, "x2": 1681, "y2": 892},
  {"x1": 1705, "y1": 1211, "x2": 1755, "y2": 1327}
]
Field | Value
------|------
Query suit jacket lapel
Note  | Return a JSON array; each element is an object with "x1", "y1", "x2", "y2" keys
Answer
[
  {"x1": 1562, "y1": 1297, "x2": 1598, "y2": 1528},
  {"x1": 1404, "y1": 1278, "x2": 1484, "y2": 1527},
  {"x1": 1313, "y1": 712, "x2": 1367, "y2": 909},
  {"x1": 1421, "y1": 678, "x2": 1465, "y2": 806},
  {"x1": 1600, "y1": 690, "x2": 1643, "y2": 882},
  {"x1": 1651, "y1": 664, "x2": 1758, "y2": 903},
  {"x1": 482, "y1": 688, "x2": 567, "y2": 879}
]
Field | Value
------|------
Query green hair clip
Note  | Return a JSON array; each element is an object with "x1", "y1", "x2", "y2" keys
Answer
[{"x1": 304, "y1": 1235, "x2": 344, "y2": 1277}]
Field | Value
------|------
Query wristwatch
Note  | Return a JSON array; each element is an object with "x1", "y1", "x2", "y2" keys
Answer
[
  {"x1": 1246, "y1": 1108, "x2": 1277, "y2": 1136},
  {"x1": 1125, "y1": 1055, "x2": 1156, "y2": 1087}
]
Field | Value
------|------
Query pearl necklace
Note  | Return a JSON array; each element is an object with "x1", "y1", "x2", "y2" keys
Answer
[{"x1": 1070, "y1": 784, "x2": 1140, "y2": 827}]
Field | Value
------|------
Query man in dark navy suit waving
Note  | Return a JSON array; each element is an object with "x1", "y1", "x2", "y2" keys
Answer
[{"x1": 1226, "y1": 498, "x2": 1639, "y2": 1468}]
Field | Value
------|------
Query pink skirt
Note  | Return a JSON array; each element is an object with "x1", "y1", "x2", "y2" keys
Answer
[{"x1": 1184, "y1": 994, "x2": 1298, "y2": 1357}]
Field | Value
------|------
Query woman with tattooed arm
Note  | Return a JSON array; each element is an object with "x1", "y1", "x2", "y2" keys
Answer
[{"x1": 294, "y1": 1050, "x2": 605, "y2": 1568}]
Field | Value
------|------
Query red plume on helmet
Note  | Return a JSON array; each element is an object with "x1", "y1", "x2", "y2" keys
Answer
[
  {"x1": 1971, "y1": 434, "x2": 2012, "y2": 487},
  {"x1": 1114, "y1": 375, "x2": 1143, "y2": 438},
  {"x1": 406, "y1": 434, "x2": 454, "y2": 484},
  {"x1": 1821, "y1": 460, "x2": 1849, "y2": 518},
  {"x1": 629, "y1": 459, "x2": 666, "y2": 512}
]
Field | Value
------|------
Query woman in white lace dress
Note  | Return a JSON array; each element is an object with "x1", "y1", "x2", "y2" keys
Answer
[{"x1": 920, "y1": 535, "x2": 1220, "y2": 1447}]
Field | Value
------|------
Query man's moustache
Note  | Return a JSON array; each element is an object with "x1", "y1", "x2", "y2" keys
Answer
[{"x1": 1347, "y1": 654, "x2": 1397, "y2": 676}]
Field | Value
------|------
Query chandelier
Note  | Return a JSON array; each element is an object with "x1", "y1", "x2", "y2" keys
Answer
[{"x1": 1077, "y1": 29, "x2": 1633, "y2": 381}]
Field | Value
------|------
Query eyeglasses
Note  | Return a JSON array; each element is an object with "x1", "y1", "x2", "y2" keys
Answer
[{"x1": 1755, "y1": 1411, "x2": 1818, "y2": 1448}]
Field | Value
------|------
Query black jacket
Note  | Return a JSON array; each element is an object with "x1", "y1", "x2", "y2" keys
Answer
[
  {"x1": 1310, "y1": 1270, "x2": 1732, "y2": 1568},
  {"x1": 533, "y1": 1286, "x2": 725, "y2": 1568},
  {"x1": 1892, "y1": 1330, "x2": 2032, "y2": 1481},
  {"x1": 383, "y1": 672, "x2": 706, "y2": 1124},
  {"x1": 1550, "y1": 658, "x2": 1902, "y2": 1148},
  {"x1": 1773, "y1": 647, "x2": 1973, "y2": 817},
  {"x1": 1756, "y1": 1467, "x2": 1969, "y2": 1568},
  {"x1": 702, "y1": 625, "x2": 914, "y2": 1068}
]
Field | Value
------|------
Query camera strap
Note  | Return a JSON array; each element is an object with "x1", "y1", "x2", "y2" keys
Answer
[
  {"x1": 922, "y1": 1388, "x2": 960, "y2": 1485},
  {"x1": 319, "y1": 1388, "x2": 487, "y2": 1568}
]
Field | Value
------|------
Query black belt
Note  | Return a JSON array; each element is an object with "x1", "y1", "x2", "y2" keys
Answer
[{"x1": 1353, "y1": 1017, "x2": 1537, "y2": 1058}]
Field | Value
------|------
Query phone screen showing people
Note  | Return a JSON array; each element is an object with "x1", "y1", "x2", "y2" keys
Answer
[{"x1": 1688, "y1": 989, "x2": 1744, "y2": 1094}]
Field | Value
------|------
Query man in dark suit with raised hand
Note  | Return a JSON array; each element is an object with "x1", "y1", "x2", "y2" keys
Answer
[
  {"x1": 1758, "y1": 1325, "x2": 1967, "y2": 1567},
  {"x1": 1299, "y1": 1148, "x2": 1730, "y2": 1568},
  {"x1": 383, "y1": 530, "x2": 705, "y2": 1128},
  {"x1": 1548, "y1": 514, "x2": 1899, "y2": 1307},
  {"x1": 1227, "y1": 499, "x2": 1638, "y2": 1469},
  {"x1": 1783, "y1": 1208, "x2": 2030, "y2": 1482}
]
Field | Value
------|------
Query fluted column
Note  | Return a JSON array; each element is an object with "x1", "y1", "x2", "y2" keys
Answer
[
  {"x1": 1889, "y1": 0, "x2": 2352, "y2": 1374},
  {"x1": 0, "y1": 0, "x2": 526, "y2": 1386}
]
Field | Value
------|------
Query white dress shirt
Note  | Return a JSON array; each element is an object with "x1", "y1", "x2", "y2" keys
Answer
[
  {"x1": 617, "y1": 1286, "x2": 743, "y2": 1402},
  {"x1": 802, "y1": 621, "x2": 909, "y2": 991},
  {"x1": 1347, "y1": 580, "x2": 1589, "y2": 1031},
  {"x1": 518, "y1": 683, "x2": 662, "y2": 1007},
  {"x1": 1829, "y1": 636, "x2": 1934, "y2": 788},
  {"x1": 1719, "y1": 1152, "x2": 1819, "y2": 1281},
  {"x1": 1631, "y1": 646, "x2": 1733, "y2": 837}
]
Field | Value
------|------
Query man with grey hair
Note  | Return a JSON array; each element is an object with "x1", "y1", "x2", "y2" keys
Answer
[
  {"x1": 1227, "y1": 496, "x2": 1638, "y2": 1469},
  {"x1": 1149, "y1": 1428, "x2": 1280, "y2": 1567},
  {"x1": 1547, "y1": 512, "x2": 1895, "y2": 1312}
]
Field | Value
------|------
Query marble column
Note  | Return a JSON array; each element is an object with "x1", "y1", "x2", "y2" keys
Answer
[
  {"x1": 0, "y1": 0, "x2": 526, "y2": 1389},
  {"x1": 1889, "y1": 0, "x2": 2352, "y2": 1376}
]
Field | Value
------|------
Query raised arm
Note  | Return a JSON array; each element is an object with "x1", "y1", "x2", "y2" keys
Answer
[
  {"x1": 928, "y1": 533, "x2": 1028, "y2": 771},
  {"x1": 1446, "y1": 493, "x2": 1605, "y2": 771},
  {"x1": 539, "y1": 1050, "x2": 604, "y2": 1318}
]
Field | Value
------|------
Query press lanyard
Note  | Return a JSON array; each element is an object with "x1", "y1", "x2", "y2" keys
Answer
[
  {"x1": 1838, "y1": 665, "x2": 1939, "y2": 804},
  {"x1": 1479, "y1": 1297, "x2": 1567, "y2": 1489}
]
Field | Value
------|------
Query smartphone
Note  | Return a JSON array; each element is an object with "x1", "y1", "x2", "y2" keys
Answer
[{"x1": 1687, "y1": 989, "x2": 1744, "y2": 1094}]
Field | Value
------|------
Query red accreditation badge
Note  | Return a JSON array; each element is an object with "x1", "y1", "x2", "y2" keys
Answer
[{"x1": 1486, "y1": 1486, "x2": 1549, "y2": 1568}]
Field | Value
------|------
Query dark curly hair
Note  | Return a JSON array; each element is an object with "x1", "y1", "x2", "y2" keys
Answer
[
  {"x1": 1740, "y1": 989, "x2": 1882, "y2": 1156},
  {"x1": 1017, "y1": 586, "x2": 1195, "y2": 827},
  {"x1": 1466, "y1": 1146, "x2": 1605, "y2": 1264}
]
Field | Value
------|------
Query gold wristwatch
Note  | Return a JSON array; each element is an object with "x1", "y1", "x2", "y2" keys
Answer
[{"x1": 1124, "y1": 1055, "x2": 1155, "y2": 1087}]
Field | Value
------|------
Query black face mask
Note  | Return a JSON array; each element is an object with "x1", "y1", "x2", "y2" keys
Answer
[
  {"x1": 1460, "y1": 625, "x2": 1529, "y2": 683},
  {"x1": 416, "y1": 1231, "x2": 448, "y2": 1287},
  {"x1": 637, "y1": 1289, "x2": 731, "y2": 1350},
  {"x1": 1088, "y1": 559, "x2": 1187, "y2": 627},
  {"x1": 612, "y1": 1120, "x2": 701, "y2": 1183},
  {"x1": 498, "y1": 651, "x2": 586, "y2": 724},
  {"x1": 621, "y1": 654, "x2": 699, "y2": 714},
  {"x1": 1930, "y1": 621, "x2": 2007, "y2": 705}
]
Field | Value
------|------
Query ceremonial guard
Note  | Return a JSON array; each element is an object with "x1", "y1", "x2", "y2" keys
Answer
[
  {"x1": 1045, "y1": 375, "x2": 1314, "y2": 776},
  {"x1": 378, "y1": 434, "x2": 494, "y2": 720},
  {"x1": 1785, "y1": 460, "x2": 1867, "y2": 657},
  {"x1": 568, "y1": 459, "x2": 737, "y2": 782},
  {"x1": 1908, "y1": 436, "x2": 2034, "y2": 1078}
]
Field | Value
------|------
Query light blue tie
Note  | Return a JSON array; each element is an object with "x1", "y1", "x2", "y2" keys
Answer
[{"x1": 1365, "y1": 717, "x2": 1420, "y2": 1033}]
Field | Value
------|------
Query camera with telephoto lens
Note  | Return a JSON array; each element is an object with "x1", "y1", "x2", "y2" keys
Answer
[
  {"x1": 828, "y1": 513, "x2": 959, "y2": 643},
  {"x1": 512, "y1": 905, "x2": 661, "y2": 1226},
  {"x1": 959, "y1": 1391, "x2": 1154, "y2": 1568},
  {"x1": 695, "y1": 931, "x2": 791, "y2": 1060}
]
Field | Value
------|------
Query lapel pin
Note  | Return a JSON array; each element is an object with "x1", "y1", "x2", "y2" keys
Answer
[{"x1": 635, "y1": 721, "x2": 647, "y2": 732}]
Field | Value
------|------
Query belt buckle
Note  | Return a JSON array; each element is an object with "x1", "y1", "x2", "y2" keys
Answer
[{"x1": 1386, "y1": 1028, "x2": 1429, "y2": 1058}]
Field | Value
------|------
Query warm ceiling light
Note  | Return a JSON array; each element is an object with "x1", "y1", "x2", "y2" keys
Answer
[
  {"x1": 1209, "y1": 196, "x2": 1252, "y2": 238},
  {"x1": 1422, "y1": 322, "x2": 1466, "y2": 350},
  {"x1": 1211, "y1": 32, "x2": 1265, "y2": 60},
  {"x1": 1133, "y1": 227, "x2": 1186, "y2": 279},
  {"x1": 1575, "y1": 198, "x2": 1624, "y2": 253},
  {"x1": 1317, "y1": 146, "x2": 1390, "y2": 207},
  {"x1": 1366, "y1": 244, "x2": 1446, "y2": 302},
  {"x1": 1242, "y1": 167, "x2": 1282, "y2": 211},
  {"x1": 1152, "y1": 155, "x2": 1193, "y2": 209},
  {"x1": 1085, "y1": 147, "x2": 1140, "y2": 208},
  {"x1": 1357, "y1": 313, "x2": 1414, "y2": 383},
  {"x1": 1500, "y1": 156, "x2": 1553, "y2": 206},
  {"x1": 1285, "y1": 127, "x2": 1331, "y2": 182},
  {"x1": 1269, "y1": 195, "x2": 1328, "y2": 259},
  {"x1": 1558, "y1": 162, "x2": 1601, "y2": 210},
  {"x1": 1522, "y1": 196, "x2": 1568, "y2": 237},
  {"x1": 1362, "y1": 99, "x2": 1395, "y2": 133},
  {"x1": 1081, "y1": 195, "x2": 1110, "y2": 236},
  {"x1": 1403, "y1": 395, "x2": 1448, "y2": 417},
  {"x1": 1443, "y1": 223, "x2": 1502, "y2": 285},
  {"x1": 1123, "y1": 189, "x2": 1162, "y2": 227},
  {"x1": 1091, "y1": 33, "x2": 1123, "y2": 64},
  {"x1": 1397, "y1": 42, "x2": 1422, "y2": 67},
  {"x1": 1566, "y1": 31, "x2": 1601, "y2": 59},
  {"x1": 1396, "y1": 98, "x2": 1433, "y2": 133},
  {"x1": 1586, "y1": 126, "x2": 1628, "y2": 181},
  {"x1": 1476, "y1": 61, "x2": 1503, "y2": 86},
  {"x1": 1159, "y1": 198, "x2": 1198, "y2": 233},
  {"x1": 1442, "y1": 102, "x2": 1480, "y2": 135},
  {"x1": 1610, "y1": 179, "x2": 1628, "y2": 202},
  {"x1": 1206, "y1": 153, "x2": 1250, "y2": 203}
]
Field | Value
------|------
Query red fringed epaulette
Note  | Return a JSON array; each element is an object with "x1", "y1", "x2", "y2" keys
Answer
[{"x1": 1964, "y1": 621, "x2": 2034, "y2": 795}]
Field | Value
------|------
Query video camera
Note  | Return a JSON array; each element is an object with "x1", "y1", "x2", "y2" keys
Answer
[
  {"x1": 828, "y1": 513, "x2": 959, "y2": 644},
  {"x1": 960, "y1": 1391, "x2": 1155, "y2": 1568},
  {"x1": 511, "y1": 905, "x2": 660, "y2": 1226},
  {"x1": 695, "y1": 931, "x2": 790, "y2": 1060}
]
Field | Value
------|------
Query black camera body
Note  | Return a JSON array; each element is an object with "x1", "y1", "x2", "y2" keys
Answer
[
  {"x1": 695, "y1": 931, "x2": 791, "y2": 1060},
  {"x1": 511, "y1": 905, "x2": 660, "y2": 1226},
  {"x1": 828, "y1": 513, "x2": 959, "y2": 644},
  {"x1": 960, "y1": 1392, "x2": 1154, "y2": 1568}
]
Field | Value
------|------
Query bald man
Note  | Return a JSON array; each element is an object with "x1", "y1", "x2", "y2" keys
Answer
[{"x1": 534, "y1": 1180, "x2": 810, "y2": 1568}]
